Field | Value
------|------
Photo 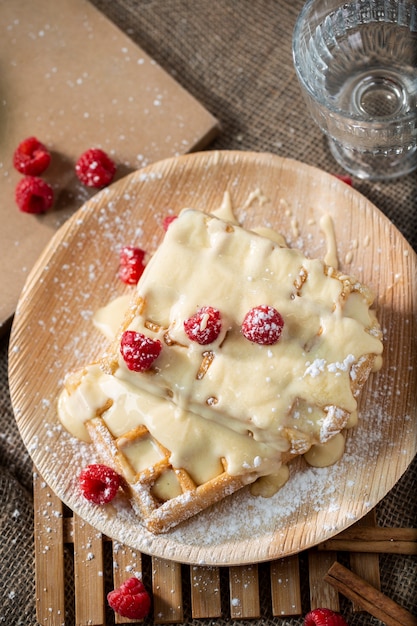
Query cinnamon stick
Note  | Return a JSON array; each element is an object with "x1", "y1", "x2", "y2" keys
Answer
[
  {"x1": 325, "y1": 562, "x2": 417, "y2": 626},
  {"x1": 319, "y1": 527, "x2": 417, "y2": 555}
]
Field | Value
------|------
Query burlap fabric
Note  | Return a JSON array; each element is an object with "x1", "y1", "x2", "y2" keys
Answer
[{"x1": 1, "y1": 1, "x2": 416, "y2": 624}]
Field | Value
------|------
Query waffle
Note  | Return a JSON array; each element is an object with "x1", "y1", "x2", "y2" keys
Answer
[
  {"x1": 58, "y1": 208, "x2": 383, "y2": 533},
  {"x1": 59, "y1": 361, "x2": 288, "y2": 532},
  {"x1": 85, "y1": 416, "x2": 257, "y2": 534},
  {"x1": 100, "y1": 210, "x2": 383, "y2": 452}
]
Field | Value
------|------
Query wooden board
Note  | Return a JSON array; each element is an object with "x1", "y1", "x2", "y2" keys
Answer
[
  {"x1": 0, "y1": 0, "x2": 219, "y2": 331},
  {"x1": 34, "y1": 469, "x2": 416, "y2": 626},
  {"x1": 9, "y1": 150, "x2": 417, "y2": 566}
]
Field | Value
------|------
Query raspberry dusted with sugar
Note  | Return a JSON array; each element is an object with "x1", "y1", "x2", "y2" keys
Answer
[
  {"x1": 119, "y1": 246, "x2": 146, "y2": 285},
  {"x1": 304, "y1": 608, "x2": 349, "y2": 626},
  {"x1": 75, "y1": 148, "x2": 116, "y2": 188},
  {"x1": 108, "y1": 576, "x2": 151, "y2": 620},
  {"x1": 184, "y1": 306, "x2": 222, "y2": 345},
  {"x1": 15, "y1": 176, "x2": 54, "y2": 214},
  {"x1": 120, "y1": 330, "x2": 162, "y2": 372},
  {"x1": 13, "y1": 136, "x2": 51, "y2": 176},
  {"x1": 79, "y1": 464, "x2": 121, "y2": 505},
  {"x1": 241, "y1": 305, "x2": 284, "y2": 345}
]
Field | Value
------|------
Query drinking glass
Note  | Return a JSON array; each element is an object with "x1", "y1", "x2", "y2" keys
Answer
[{"x1": 292, "y1": 0, "x2": 417, "y2": 180}]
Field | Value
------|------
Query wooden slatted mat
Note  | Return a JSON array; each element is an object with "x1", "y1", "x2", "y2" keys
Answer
[
  {"x1": 190, "y1": 565, "x2": 221, "y2": 619},
  {"x1": 270, "y1": 555, "x2": 302, "y2": 617},
  {"x1": 34, "y1": 470, "x2": 417, "y2": 625}
]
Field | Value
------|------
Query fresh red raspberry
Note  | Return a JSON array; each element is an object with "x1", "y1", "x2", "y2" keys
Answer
[
  {"x1": 119, "y1": 246, "x2": 146, "y2": 284},
  {"x1": 79, "y1": 464, "x2": 121, "y2": 505},
  {"x1": 305, "y1": 608, "x2": 349, "y2": 626},
  {"x1": 184, "y1": 306, "x2": 222, "y2": 345},
  {"x1": 120, "y1": 330, "x2": 162, "y2": 372},
  {"x1": 333, "y1": 173, "x2": 353, "y2": 186},
  {"x1": 108, "y1": 576, "x2": 151, "y2": 620},
  {"x1": 75, "y1": 148, "x2": 116, "y2": 188},
  {"x1": 13, "y1": 136, "x2": 51, "y2": 175},
  {"x1": 15, "y1": 176, "x2": 54, "y2": 214},
  {"x1": 162, "y1": 214, "x2": 178, "y2": 231},
  {"x1": 241, "y1": 305, "x2": 284, "y2": 345}
]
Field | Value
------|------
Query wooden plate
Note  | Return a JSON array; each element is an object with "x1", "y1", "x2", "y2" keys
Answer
[{"x1": 8, "y1": 151, "x2": 417, "y2": 566}]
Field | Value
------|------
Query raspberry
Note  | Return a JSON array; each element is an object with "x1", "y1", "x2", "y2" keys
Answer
[
  {"x1": 75, "y1": 148, "x2": 116, "y2": 188},
  {"x1": 305, "y1": 608, "x2": 349, "y2": 626},
  {"x1": 334, "y1": 173, "x2": 353, "y2": 186},
  {"x1": 119, "y1": 246, "x2": 146, "y2": 285},
  {"x1": 241, "y1": 305, "x2": 284, "y2": 345},
  {"x1": 108, "y1": 577, "x2": 151, "y2": 620},
  {"x1": 79, "y1": 464, "x2": 121, "y2": 505},
  {"x1": 15, "y1": 176, "x2": 54, "y2": 214},
  {"x1": 120, "y1": 330, "x2": 162, "y2": 372},
  {"x1": 13, "y1": 136, "x2": 51, "y2": 175},
  {"x1": 184, "y1": 306, "x2": 222, "y2": 345},
  {"x1": 162, "y1": 214, "x2": 178, "y2": 231}
]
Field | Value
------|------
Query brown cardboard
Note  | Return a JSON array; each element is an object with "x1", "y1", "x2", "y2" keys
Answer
[{"x1": 0, "y1": 0, "x2": 219, "y2": 331}]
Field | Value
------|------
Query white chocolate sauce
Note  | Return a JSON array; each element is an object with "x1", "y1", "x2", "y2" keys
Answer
[
  {"x1": 93, "y1": 294, "x2": 132, "y2": 340},
  {"x1": 320, "y1": 213, "x2": 339, "y2": 269},
  {"x1": 58, "y1": 364, "x2": 284, "y2": 485},
  {"x1": 303, "y1": 432, "x2": 345, "y2": 468},
  {"x1": 58, "y1": 200, "x2": 383, "y2": 499}
]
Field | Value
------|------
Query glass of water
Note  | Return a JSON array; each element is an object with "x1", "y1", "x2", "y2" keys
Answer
[{"x1": 292, "y1": 0, "x2": 417, "y2": 180}]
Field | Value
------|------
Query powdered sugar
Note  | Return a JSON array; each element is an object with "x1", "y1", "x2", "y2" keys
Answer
[
  {"x1": 304, "y1": 358, "x2": 326, "y2": 377},
  {"x1": 304, "y1": 354, "x2": 356, "y2": 378}
]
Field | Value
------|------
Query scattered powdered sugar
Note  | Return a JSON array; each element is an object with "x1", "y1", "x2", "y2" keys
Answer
[
  {"x1": 304, "y1": 354, "x2": 356, "y2": 378},
  {"x1": 328, "y1": 354, "x2": 356, "y2": 373},
  {"x1": 304, "y1": 358, "x2": 326, "y2": 377}
]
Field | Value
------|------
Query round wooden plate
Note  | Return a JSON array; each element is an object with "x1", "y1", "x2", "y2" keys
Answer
[{"x1": 8, "y1": 151, "x2": 417, "y2": 566}]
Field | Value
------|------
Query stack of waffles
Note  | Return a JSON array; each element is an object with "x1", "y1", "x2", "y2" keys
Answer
[{"x1": 58, "y1": 208, "x2": 383, "y2": 533}]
